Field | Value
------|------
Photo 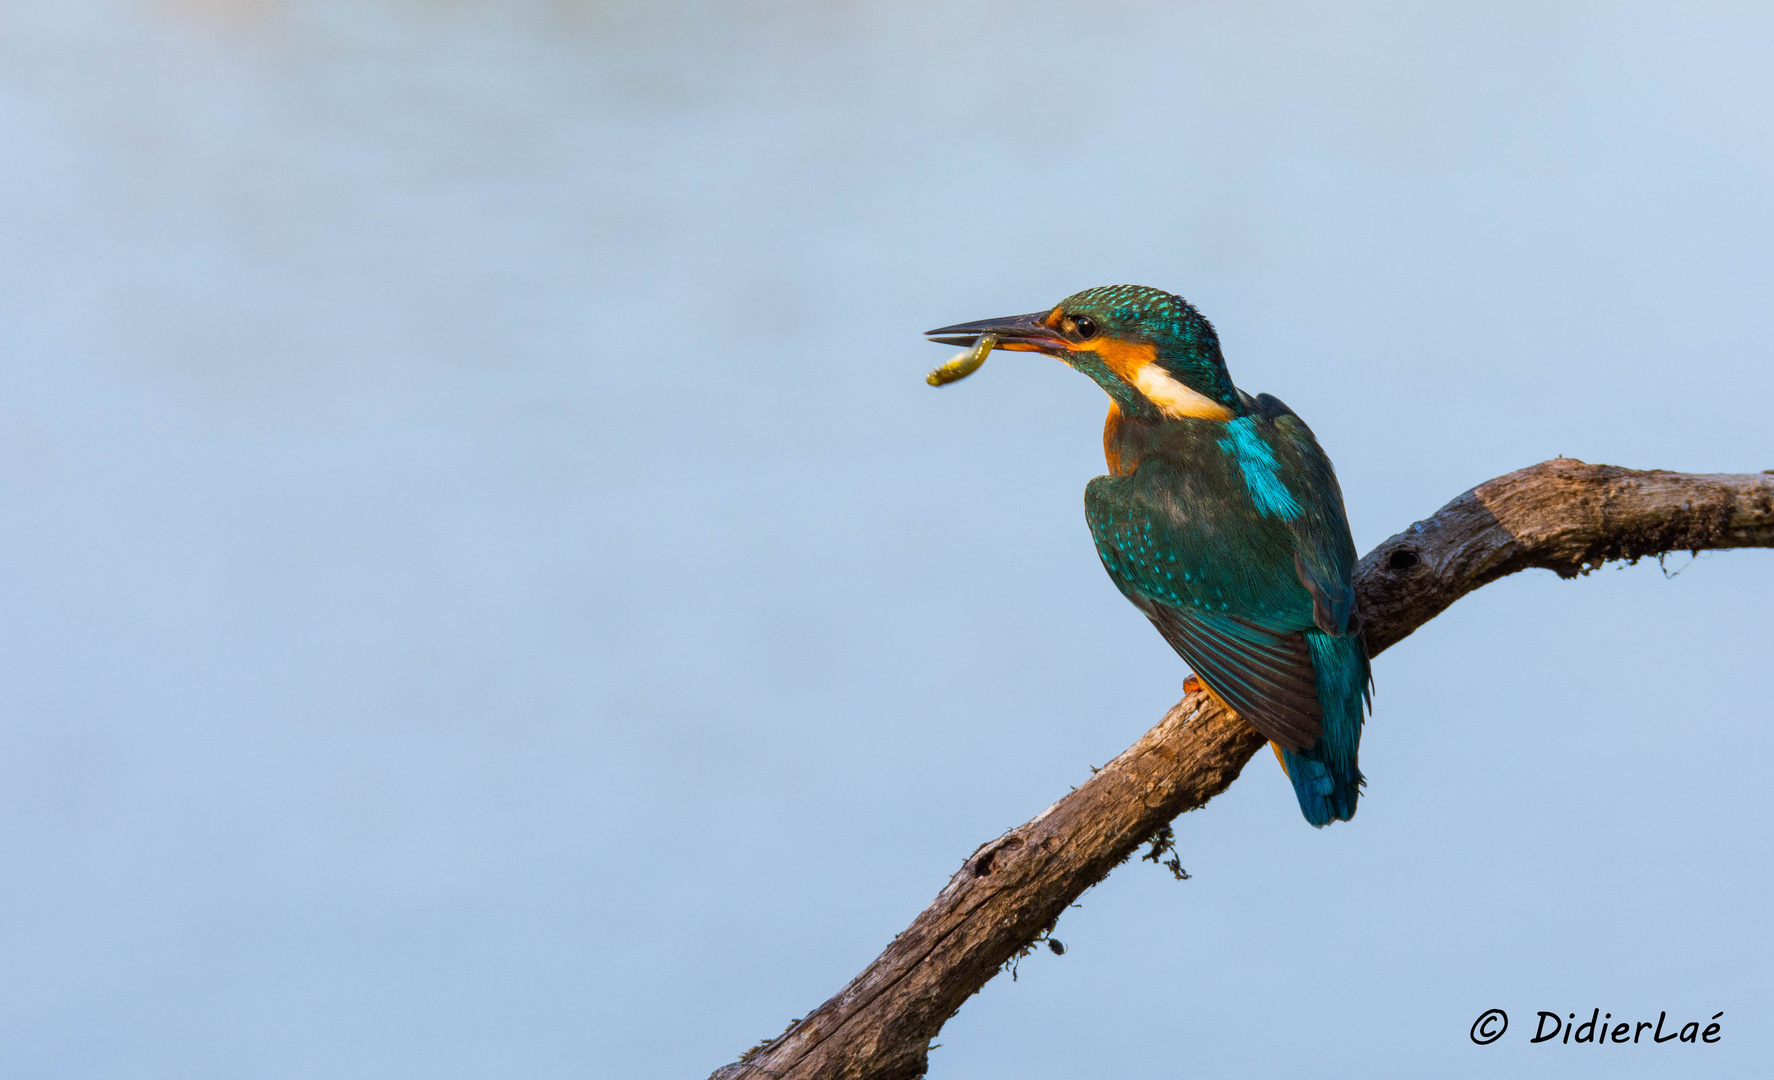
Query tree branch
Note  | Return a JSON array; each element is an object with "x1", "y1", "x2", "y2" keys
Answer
[{"x1": 710, "y1": 459, "x2": 1774, "y2": 1080}]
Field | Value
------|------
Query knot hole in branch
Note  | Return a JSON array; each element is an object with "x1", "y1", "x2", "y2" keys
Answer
[
  {"x1": 971, "y1": 836, "x2": 1023, "y2": 877},
  {"x1": 1387, "y1": 548, "x2": 1420, "y2": 571}
]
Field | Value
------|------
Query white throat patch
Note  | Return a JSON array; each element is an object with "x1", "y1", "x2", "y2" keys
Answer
[{"x1": 1132, "y1": 363, "x2": 1234, "y2": 420}]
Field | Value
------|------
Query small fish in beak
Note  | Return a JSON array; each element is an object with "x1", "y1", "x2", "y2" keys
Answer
[{"x1": 926, "y1": 333, "x2": 998, "y2": 386}]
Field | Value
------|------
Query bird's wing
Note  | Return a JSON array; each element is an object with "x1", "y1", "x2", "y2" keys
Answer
[
  {"x1": 1145, "y1": 605, "x2": 1323, "y2": 751},
  {"x1": 1250, "y1": 393, "x2": 1362, "y2": 637},
  {"x1": 1085, "y1": 470, "x2": 1324, "y2": 751}
]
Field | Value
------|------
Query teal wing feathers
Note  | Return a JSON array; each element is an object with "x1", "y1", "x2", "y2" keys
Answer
[
  {"x1": 1251, "y1": 393, "x2": 1363, "y2": 639},
  {"x1": 1084, "y1": 456, "x2": 1325, "y2": 752}
]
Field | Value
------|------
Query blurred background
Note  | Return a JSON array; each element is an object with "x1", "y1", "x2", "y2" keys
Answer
[{"x1": 1, "y1": 2, "x2": 1770, "y2": 1077}]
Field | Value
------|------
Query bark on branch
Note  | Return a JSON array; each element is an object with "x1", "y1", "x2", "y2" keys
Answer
[{"x1": 711, "y1": 459, "x2": 1774, "y2": 1080}]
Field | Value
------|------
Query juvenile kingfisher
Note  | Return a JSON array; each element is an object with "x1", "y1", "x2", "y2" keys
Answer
[{"x1": 926, "y1": 285, "x2": 1371, "y2": 826}]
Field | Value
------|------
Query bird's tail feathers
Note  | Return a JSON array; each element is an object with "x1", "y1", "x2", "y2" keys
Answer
[
  {"x1": 1279, "y1": 746, "x2": 1363, "y2": 827},
  {"x1": 1281, "y1": 630, "x2": 1370, "y2": 827}
]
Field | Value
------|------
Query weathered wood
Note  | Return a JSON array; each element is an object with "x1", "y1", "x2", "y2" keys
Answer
[
  {"x1": 1356, "y1": 459, "x2": 1774, "y2": 653},
  {"x1": 711, "y1": 460, "x2": 1774, "y2": 1080}
]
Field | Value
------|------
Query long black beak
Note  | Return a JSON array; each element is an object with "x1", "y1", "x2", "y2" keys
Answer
[{"x1": 924, "y1": 310, "x2": 1063, "y2": 351}]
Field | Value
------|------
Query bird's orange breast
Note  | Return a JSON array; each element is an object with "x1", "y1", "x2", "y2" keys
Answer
[{"x1": 1102, "y1": 401, "x2": 1133, "y2": 477}]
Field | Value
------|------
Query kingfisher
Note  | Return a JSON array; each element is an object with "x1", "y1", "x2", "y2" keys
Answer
[{"x1": 926, "y1": 285, "x2": 1371, "y2": 826}]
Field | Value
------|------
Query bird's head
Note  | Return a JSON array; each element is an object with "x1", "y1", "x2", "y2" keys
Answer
[{"x1": 925, "y1": 284, "x2": 1240, "y2": 421}]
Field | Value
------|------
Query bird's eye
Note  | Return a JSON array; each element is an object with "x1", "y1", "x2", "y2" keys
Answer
[{"x1": 1072, "y1": 315, "x2": 1098, "y2": 340}]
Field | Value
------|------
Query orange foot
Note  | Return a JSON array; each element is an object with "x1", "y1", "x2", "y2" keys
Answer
[{"x1": 1182, "y1": 674, "x2": 1202, "y2": 695}]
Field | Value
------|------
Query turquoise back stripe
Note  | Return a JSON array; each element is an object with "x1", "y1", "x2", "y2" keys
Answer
[{"x1": 1219, "y1": 416, "x2": 1302, "y2": 519}]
